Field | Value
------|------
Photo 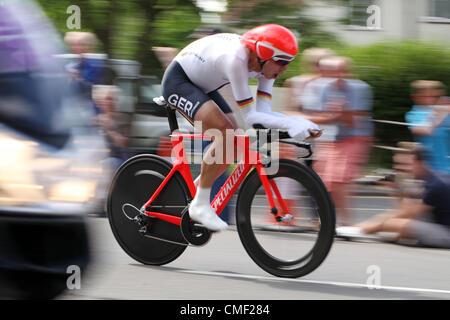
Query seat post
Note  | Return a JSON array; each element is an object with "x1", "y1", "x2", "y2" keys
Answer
[{"x1": 166, "y1": 107, "x2": 179, "y2": 133}]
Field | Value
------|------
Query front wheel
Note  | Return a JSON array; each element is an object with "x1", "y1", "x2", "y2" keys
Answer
[{"x1": 236, "y1": 159, "x2": 335, "y2": 278}]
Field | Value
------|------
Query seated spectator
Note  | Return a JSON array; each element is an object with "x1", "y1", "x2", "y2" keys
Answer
[
  {"x1": 406, "y1": 80, "x2": 449, "y2": 173},
  {"x1": 337, "y1": 147, "x2": 450, "y2": 249}
]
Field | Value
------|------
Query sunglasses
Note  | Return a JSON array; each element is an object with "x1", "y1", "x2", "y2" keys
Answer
[
  {"x1": 251, "y1": 40, "x2": 295, "y2": 62},
  {"x1": 272, "y1": 58, "x2": 291, "y2": 66}
]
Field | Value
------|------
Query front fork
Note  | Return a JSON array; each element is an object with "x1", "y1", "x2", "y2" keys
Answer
[{"x1": 256, "y1": 164, "x2": 293, "y2": 224}]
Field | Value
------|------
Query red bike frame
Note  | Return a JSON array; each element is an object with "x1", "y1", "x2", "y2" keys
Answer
[{"x1": 143, "y1": 131, "x2": 291, "y2": 226}]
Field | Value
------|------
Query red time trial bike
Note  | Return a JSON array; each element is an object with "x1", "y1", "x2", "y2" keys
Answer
[{"x1": 107, "y1": 97, "x2": 335, "y2": 278}]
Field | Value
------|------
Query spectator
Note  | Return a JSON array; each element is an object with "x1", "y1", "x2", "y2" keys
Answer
[
  {"x1": 309, "y1": 57, "x2": 373, "y2": 226},
  {"x1": 284, "y1": 48, "x2": 335, "y2": 113},
  {"x1": 65, "y1": 32, "x2": 101, "y2": 85},
  {"x1": 92, "y1": 85, "x2": 130, "y2": 171},
  {"x1": 277, "y1": 50, "x2": 337, "y2": 226},
  {"x1": 286, "y1": 55, "x2": 348, "y2": 164},
  {"x1": 391, "y1": 141, "x2": 425, "y2": 200},
  {"x1": 64, "y1": 32, "x2": 115, "y2": 114},
  {"x1": 91, "y1": 85, "x2": 130, "y2": 216},
  {"x1": 406, "y1": 80, "x2": 450, "y2": 173},
  {"x1": 337, "y1": 147, "x2": 450, "y2": 249},
  {"x1": 153, "y1": 46, "x2": 179, "y2": 69},
  {"x1": 284, "y1": 49, "x2": 337, "y2": 168}
]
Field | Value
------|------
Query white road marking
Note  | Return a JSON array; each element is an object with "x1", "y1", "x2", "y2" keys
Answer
[
  {"x1": 252, "y1": 205, "x2": 387, "y2": 211},
  {"x1": 178, "y1": 269, "x2": 450, "y2": 295}
]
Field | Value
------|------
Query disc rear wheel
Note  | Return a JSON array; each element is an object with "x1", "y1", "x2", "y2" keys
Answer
[{"x1": 107, "y1": 155, "x2": 189, "y2": 265}]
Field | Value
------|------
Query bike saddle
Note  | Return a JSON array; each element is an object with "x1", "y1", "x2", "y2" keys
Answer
[{"x1": 153, "y1": 96, "x2": 167, "y2": 106}]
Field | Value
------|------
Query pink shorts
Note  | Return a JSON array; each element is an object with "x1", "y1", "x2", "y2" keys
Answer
[{"x1": 313, "y1": 136, "x2": 372, "y2": 191}]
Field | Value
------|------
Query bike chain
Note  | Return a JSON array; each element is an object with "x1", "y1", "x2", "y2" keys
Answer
[{"x1": 124, "y1": 202, "x2": 212, "y2": 247}]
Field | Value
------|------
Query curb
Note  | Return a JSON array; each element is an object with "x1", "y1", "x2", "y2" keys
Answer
[{"x1": 350, "y1": 184, "x2": 395, "y2": 197}]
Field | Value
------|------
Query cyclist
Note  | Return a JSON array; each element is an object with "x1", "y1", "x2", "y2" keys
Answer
[{"x1": 161, "y1": 24, "x2": 322, "y2": 231}]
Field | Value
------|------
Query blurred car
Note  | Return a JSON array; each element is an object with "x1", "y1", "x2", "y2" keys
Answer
[{"x1": 0, "y1": 0, "x2": 101, "y2": 299}]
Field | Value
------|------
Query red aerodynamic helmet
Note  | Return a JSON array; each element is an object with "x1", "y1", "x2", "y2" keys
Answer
[{"x1": 242, "y1": 24, "x2": 298, "y2": 62}]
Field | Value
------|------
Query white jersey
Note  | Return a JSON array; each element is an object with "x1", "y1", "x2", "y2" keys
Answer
[{"x1": 174, "y1": 33, "x2": 319, "y2": 140}]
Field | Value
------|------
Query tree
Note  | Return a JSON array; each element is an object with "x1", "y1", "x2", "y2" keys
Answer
[
  {"x1": 224, "y1": 0, "x2": 338, "y2": 49},
  {"x1": 36, "y1": 0, "x2": 201, "y2": 77},
  {"x1": 223, "y1": 0, "x2": 340, "y2": 85}
]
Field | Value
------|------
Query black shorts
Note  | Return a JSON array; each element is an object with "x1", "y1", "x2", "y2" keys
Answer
[{"x1": 161, "y1": 61, "x2": 232, "y2": 123}]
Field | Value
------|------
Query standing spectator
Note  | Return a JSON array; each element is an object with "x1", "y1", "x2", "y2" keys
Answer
[
  {"x1": 153, "y1": 46, "x2": 179, "y2": 69},
  {"x1": 311, "y1": 57, "x2": 373, "y2": 226},
  {"x1": 286, "y1": 55, "x2": 345, "y2": 167},
  {"x1": 406, "y1": 80, "x2": 450, "y2": 173},
  {"x1": 278, "y1": 51, "x2": 338, "y2": 226},
  {"x1": 337, "y1": 147, "x2": 450, "y2": 249},
  {"x1": 284, "y1": 48, "x2": 335, "y2": 113},
  {"x1": 285, "y1": 49, "x2": 339, "y2": 148},
  {"x1": 64, "y1": 32, "x2": 115, "y2": 114}
]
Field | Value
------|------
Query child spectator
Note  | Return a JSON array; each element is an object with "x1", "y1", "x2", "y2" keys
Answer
[{"x1": 405, "y1": 80, "x2": 449, "y2": 173}]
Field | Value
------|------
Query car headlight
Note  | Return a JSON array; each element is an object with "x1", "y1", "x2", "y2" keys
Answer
[{"x1": 0, "y1": 129, "x2": 106, "y2": 211}]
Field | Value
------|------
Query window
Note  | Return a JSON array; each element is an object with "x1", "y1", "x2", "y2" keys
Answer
[
  {"x1": 428, "y1": 0, "x2": 450, "y2": 19},
  {"x1": 349, "y1": 0, "x2": 373, "y2": 26},
  {"x1": 344, "y1": 0, "x2": 380, "y2": 30}
]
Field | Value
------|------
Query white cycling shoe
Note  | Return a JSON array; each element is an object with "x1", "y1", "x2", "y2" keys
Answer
[{"x1": 189, "y1": 202, "x2": 228, "y2": 231}]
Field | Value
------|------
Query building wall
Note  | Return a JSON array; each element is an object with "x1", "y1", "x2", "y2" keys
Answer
[{"x1": 304, "y1": 0, "x2": 450, "y2": 45}]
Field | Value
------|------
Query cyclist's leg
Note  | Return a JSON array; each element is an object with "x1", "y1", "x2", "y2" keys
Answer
[
  {"x1": 193, "y1": 90, "x2": 239, "y2": 187},
  {"x1": 208, "y1": 90, "x2": 239, "y2": 130},
  {"x1": 188, "y1": 101, "x2": 234, "y2": 230},
  {"x1": 194, "y1": 101, "x2": 235, "y2": 188},
  {"x1": 162, "y1": 62, "x2": 231, "y2": 230},
  {"x1": 215, "y1": 94, "x2": 240, "y2": 170}
]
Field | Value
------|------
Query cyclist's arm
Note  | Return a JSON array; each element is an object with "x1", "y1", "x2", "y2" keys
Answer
[
  {"x1": 253, "y1": 75, "x2": 293, "y2": 119},
  {"x1": 254, "y1": 76, "x2": 274, "y2": 113},
  {"x1": 221, "y1": 56, "x2": 319, "y2": 140}
]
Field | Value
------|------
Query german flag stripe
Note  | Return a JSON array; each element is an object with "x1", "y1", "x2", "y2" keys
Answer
[
  {"x1": 175, "y1": 108, "x2": 194, "y2": 125},
  {"x1": 257, "y1": 90, "x2": 272, "y2": 100},
  {"x1": 237, "y1": 97, "x2": 254, "y2": 109}
]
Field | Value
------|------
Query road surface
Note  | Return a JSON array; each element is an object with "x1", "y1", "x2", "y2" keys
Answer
[{"x1": 59, "y1": 196, "x2": 450, "y2": 300}]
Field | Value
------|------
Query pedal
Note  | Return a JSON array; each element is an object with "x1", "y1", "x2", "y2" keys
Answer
[
  {"x1": 280, "y1": 214, "x2": 294, "y2": 223},
  {"x1": 180, "y1": 212, "x2": 212, "y2": 246},
  {"x1": 138, "y1": 225, "x2": 148, "y2": 235}
]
